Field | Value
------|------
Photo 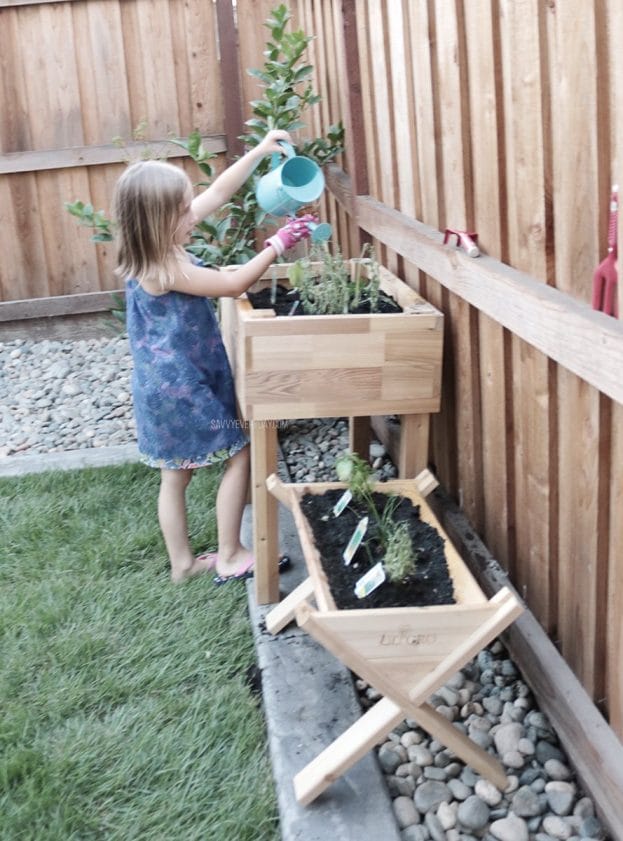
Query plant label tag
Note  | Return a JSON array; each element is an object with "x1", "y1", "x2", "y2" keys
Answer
[
  {"x1": 333, "y1": 489, "x2": 352, "y2": 517},
  {"x1": 343, "y1": 516, "x2": 368, "y2": 565},
  {"x1": 355, "y1": 562, "x2": 386, "y2": 599}
]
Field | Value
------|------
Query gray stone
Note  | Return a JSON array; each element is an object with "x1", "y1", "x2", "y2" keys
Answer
[
  {"x1": 573, "y1": 797, "x2": 594, "y2": 819},
  {"x1": 394, "y1": 795, "x2": 421, "y2": 829},
  {"x1": 542, "y1": 815, "x2": 573, "y2": 839},
  {"x1": 436, "y1": 801, "x2": 457, "y2": 830},
  {"x1": 457, "y1": 795, "x2": 490, "y2": 832},
  {"x1": 579, "y1": 816, "x2": 605, "y2": 839},
  {"x1": 410, "y1": 746, "x2": 434, "y2": 767},
  {"x1": 425, "y1": 812, "x2": 447, "y2": 841},
  {"x1": 483, "y1": 697, "x2": 503, "y2": 716},
  {"x1": 544, "y1": 758, "x2": 572, "y2": 781},
  {"x1": 536, "y1": 740, "x2": 566, "y2": 765},
  {"x1": 490, "y1": 813, "x2": 529, "y2": 841},
  {"x1": 493, "y1": 722, "x2": 524, "y2": 755},
  {"x1": 379, "y1": 743, "x2": 407, "y2": 774},
  {"x1": 388, "y1": 775, "x2": 416, "y2": 797},
  {"x1": 503, "y1": 749, "x2": 526, "y2": 769},
  {"x1": 424, "y1": 766, "x2": 448, "y2": 782},
  {"x1": 447, "y1": 778, "x2": 472, "y2": 801},
  {"x1": 545, "y1": 781, "x2": 576, "y2": 816},
  {"x1": 414, "y1": 781, "x2": 453, "y2": 815},
  {"x1": 460, "y1": 768, "x2": 480, "y2": 788},
  {"x1": 511, "y1": 785, "x2": 545, "y2": 817},
  {"x1": 402, "y1": 826, "x2": 430, "y2": 841},
  {"x1": 474, "y1": 779, "x2": 503, "y2": 807}
]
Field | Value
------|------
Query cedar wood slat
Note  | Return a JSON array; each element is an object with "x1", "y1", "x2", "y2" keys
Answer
[
  {"x1": 433, "y1": 0, "x2": 482, "y2": 531},
  {"x1": 549, "y1": 2, "x2": 606, "y2": 698},
  {"x1": 464, "y1": 0, "x2": 512, "y2": 568},
  {"x1": 500, "y1": 0, "x2": 555, "y2": 630}
]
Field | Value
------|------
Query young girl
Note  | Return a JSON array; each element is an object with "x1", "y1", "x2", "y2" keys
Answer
[{"x1": 113, "y1": 130, "x2": 314, "y2": 583}]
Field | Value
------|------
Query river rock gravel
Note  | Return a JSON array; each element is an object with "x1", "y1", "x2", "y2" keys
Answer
[{"x1": 0, "y1": 334, "x2": 610, "y2": 840}]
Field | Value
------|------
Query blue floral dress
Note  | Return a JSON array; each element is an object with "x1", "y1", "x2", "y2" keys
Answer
[{"x1": 125, "y1": 280, "x2": 248, "y2": 469}]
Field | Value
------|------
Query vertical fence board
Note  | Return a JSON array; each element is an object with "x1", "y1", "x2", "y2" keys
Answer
[
  {"x1": 0, "y1": 174, "x2": 50, "y2": 300},
  {"x1": 464, "y1": 0, "x2": 512, "y2": 569},
  {"x1": 432, "y1": 0, "x2": 482, "y2": 527},
  {"x1": 355, "y1": 0, "x2": 379, "y2": 206},
  {"x1": 71, "y1": 1, "x2": 132, "y2": 144},
  {"x1": 549, "y1": 2, "x2": 607, "y2": 696},
  {"x1": 237, "y1": 0, "x2": 281, "y2": 125},
  {"x1": 0, "y1": 8, "x2": 33, "y2": 153},
  {"x1": 499, "y1": 0, "x2": 555, "y2": 630}
]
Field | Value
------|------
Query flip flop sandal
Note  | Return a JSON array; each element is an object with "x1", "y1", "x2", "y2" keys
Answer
[
  {"x1": 213, "y1": 554, "x2": 291, "y2": 586},
  {"x1": 193, "y1": 552, "x2": 218, "y2": 571}
]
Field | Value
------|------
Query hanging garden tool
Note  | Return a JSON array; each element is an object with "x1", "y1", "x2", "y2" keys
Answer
[
  {"x1": 591, "y1": 185, "x2": 618, "y2": 317},
  {"x1": 443, "y1": 228, "x2": 480, "y2": 257}
]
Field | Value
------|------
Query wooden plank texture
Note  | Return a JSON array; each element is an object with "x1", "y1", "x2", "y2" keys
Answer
[
  {"x1": 464, "y1": 0, "x2": 512, "y2": 569},
  {"x1": 433, "y1": 0, "x2": 482, "y2": 530},
  {"x1": 548, "y1": 0, "x2": 607, "y2": 697}
]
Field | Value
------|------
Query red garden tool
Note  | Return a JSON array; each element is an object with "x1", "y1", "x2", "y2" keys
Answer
[
  {"x1": 443, "y1": 228, "x2": 480, "y2": 257},
  {"x1": 592, "y1": 185, "x2": 618, "y2": 317}
]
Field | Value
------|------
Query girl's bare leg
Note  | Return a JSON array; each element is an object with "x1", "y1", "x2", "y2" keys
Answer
[
  {"x1": 158, "y1": 467, "x2": 211, "y2": 582},
  {"x1": 215, "y1": 445, "x2": 253, "y2": 576}
]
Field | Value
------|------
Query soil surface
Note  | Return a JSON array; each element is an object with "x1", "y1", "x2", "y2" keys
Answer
[
  {"x1": 247, "y1": 284, "x2": 402, "y2": 316},
  {"x1": 300, "y1": 489, "x2": 455, "y2": 610}
]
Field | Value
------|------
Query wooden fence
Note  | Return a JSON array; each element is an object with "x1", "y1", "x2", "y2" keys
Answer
[
  {"x1": 299, "y1": 0, "x2": 623, "y2": 729},
  {"x1": 1, "y1": 0, "x2": 622, "y2": 827},
  {"x1": 0, "y1": 0, "x2": 277, "y2": 302}
]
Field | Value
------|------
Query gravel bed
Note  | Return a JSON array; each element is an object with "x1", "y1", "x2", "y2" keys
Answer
[{"x1": 0, "y1": 335, "x2": 610, "y2": 840}]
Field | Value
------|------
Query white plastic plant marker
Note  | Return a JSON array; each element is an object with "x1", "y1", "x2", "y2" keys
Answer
[
  {"x1": 354, "y1": 561, "x2": 386, "y2": 598},
  {"x1": 343, "y1": 516, "x2": 368, "y2": 565},
  {"x1": 333, "y1": 489, "x2": 352, "y2": 517}
]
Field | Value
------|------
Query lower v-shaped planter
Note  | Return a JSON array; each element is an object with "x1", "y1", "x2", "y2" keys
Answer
[{"x1": 265, "y1": 471, "x2": 524, "y2": 806}]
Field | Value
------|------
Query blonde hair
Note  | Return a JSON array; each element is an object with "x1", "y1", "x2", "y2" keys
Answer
[{"x1": 113, "y1": 160, "x2": 191, "y2": 290}]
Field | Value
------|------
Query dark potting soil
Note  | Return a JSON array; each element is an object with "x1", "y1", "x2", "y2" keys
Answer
[
  {"x1": 300, "y1": 489, "x2": 455, "y2": 610},
  {"x1": 247, "y1": 284, "x2": 402, "y2": 315}
]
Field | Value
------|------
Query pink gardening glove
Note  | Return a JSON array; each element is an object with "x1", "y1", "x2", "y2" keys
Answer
[{"x1": 264, "y1": 214, "x2": 317, "y2": 257}]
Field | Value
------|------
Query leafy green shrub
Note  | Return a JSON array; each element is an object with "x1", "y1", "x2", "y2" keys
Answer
[{"x1": 65, "y1": 201, "x2": 114, "y2": 242}]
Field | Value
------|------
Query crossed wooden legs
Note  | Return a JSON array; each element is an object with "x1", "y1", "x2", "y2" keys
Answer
[{"x1": 265, "y1": 578, "x2": 523, "y2": 805}]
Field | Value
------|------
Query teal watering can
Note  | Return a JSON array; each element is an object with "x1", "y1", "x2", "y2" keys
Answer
[{"x1": 256, "y1": 142, "x2": 332, "y2": 242}]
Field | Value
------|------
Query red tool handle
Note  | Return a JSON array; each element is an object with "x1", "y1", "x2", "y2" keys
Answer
[{"x1": 607, "y1": 185, "x2": 618, "y2": 257}]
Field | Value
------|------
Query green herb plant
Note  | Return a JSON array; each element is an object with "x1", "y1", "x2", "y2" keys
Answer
[
  {"x1": 287, "y1": 242, "x2": 381, "y2": 315},
  {"x1": 334, "y1": 451, "x2": 418, "y2": 582}
]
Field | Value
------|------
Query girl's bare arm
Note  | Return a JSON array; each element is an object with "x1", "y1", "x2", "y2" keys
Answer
[
  {"x1": 191, "y1": 130, "x2": 292, "y2": 221},
  {"x1": 167, "y1": 245, "x2": 279, "y2": 299}
]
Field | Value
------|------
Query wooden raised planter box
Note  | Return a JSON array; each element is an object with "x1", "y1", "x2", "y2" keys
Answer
[
  {"x1": 220, "y1": 261, "x2": 444, "y2": 422},
  {"x1": 265, "y1": 471, "x2": 524, "y2": 806},
  {"x1": 220, "y1": 261, "x2": 445, "y2": 604}
]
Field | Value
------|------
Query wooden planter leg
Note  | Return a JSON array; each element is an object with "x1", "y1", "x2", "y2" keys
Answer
[
  {"x1": 294, "y1": 696, "x2": 405, "y2": 806},
  {"x1": 251, "y1": 420, "x2": 280, "y2": 604},
  {"x1": 265, "y1": 577, "x2": 315, "y2": 635},
  {"x1": 293, "y1": 591, "x2": 523, "y2": 803},
  {"x1": 348, "y1": 416, "x2": 371, "y2": 459},
  {"x1": 398, "y1": 413, "x2": 430, "y2": 477}
]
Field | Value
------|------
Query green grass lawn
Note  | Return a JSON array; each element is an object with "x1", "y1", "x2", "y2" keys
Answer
[{"x1": 0, "y1": 464, "x2": 279, "y2": 841}]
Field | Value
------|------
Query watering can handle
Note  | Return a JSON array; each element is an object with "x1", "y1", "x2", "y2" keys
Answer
[{"x1": 271, "y1": 140, "x2": 296, "y2": 169}]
